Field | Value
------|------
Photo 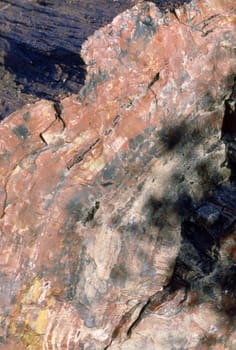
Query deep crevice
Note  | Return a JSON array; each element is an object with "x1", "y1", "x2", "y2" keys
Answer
[{"x1": 222, "y1": 78, "x2": 236, "y2": 184}]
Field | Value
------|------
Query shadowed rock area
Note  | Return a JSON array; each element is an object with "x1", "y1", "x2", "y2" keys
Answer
[
  {"x1": 0, "y1": 0, "x2": 133, "y2": 118},
  {"x1": 0, "y1": 0, "x2": 235, "y2": 349},
  {"x1": 0, "y1": 0, "x2": 192, "y2": 118}
]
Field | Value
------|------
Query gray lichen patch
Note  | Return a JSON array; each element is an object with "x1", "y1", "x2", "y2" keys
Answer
[
  {"x1": 23, "y1": 112, "x2": 31, "y2": 122},
  {"x1": 12, "y1": 124, "x2": 30, "y2": 140}
]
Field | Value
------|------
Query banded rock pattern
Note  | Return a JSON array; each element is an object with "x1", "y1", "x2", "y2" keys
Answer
[{"x1": 0, "y1": 0, "x2": 235, "y2": 348}]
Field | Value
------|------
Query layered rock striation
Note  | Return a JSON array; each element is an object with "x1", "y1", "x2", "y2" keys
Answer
[{"x1": 0, "y1": 0, "x2": 235, "y2": 348}]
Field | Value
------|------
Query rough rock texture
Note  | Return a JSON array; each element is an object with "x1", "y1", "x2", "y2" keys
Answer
[
  {"x1": 0, "y1": 0, "x2": 135, "y2": 118},
  {"x1": 0, "y1": 0, "x2": 192, "y2": 119},
  {"x1": 0, "y1": 0, "x2": 235, "y2": 348}
]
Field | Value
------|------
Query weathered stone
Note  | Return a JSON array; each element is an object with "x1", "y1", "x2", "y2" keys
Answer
[
  {"x1": 0, "y1": 0, "x2": 235, "y2": 348},
  {"x1": 0, "y1": 0, "x2": 136, "y2": 118}
]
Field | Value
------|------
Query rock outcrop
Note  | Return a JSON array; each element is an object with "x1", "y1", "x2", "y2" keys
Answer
[
  {"x1": 0, "y1": 0, "x2": 235, "y2": 348},
  {"x1": 0, "y1": 0, "x2": 135, "y2": 118},
  {"x1": 0, "y1": 0, "x2": 197, "y2": 119}
]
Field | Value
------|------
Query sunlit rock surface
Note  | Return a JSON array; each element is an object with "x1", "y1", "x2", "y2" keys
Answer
[{"x1": 0, "y1": 0, "x2": 235, "y2": 348}]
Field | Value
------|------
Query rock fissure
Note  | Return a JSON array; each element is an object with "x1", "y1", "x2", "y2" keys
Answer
[
  {"x1": 104, "y1": 301, "x2": 146, "y2": 350},
  {"x1": 39, "y1": 101, "x2": 66, "y2": 145},
  {"x1": 147, "y1": 71, "x2": 160, "y2": 90},
  {"x1": 67, "y1": 113, "x2": 123, "y2": 170},
  {"x1": 53, "y1": 101, "x2": 66, "y2": 130},
  {"x1": 125, "y1": 297, "x2": 153, "y2": 339},
  {"x1": 66, "y1": 138, "x2": 101, "y2": 170}
]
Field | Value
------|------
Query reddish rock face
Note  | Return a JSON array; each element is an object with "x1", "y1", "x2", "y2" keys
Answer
[{"x1": 0, "y1": 0, "x2": 235, "y2": 348}]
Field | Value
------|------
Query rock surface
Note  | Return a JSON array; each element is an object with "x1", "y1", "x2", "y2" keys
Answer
[
  {"x1": 0, "y1": 0, "x2": 235, "y2": 348},
  {"x1": 0, "y1": 0, "x2": 135, "y2": 118},
  {"x1": 0, "y1": 0, "x2": 192, "y2": 119}
]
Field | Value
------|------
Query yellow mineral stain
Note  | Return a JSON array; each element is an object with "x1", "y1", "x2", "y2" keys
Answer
[
  {"x1": 9, "y1": 278, "x2": 57, "y2": 348},
  {"x1": 21, "y1": 326, "x2": 43, "y2": 350},
  {"x1": 22, "y1": 277, "x2": 42, "y2": 304},
  {"x1": 34, "y1": 308, "x2": 49, "y2": 335}
]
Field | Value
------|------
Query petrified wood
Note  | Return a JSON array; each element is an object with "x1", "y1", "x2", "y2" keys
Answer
[
  {"x1": 0, "y1": 0, "x2": 135, "y2": 118},
  {"x1": 0, "y1": 0, "x2": 192, "y2": 118},
  {"x1": 0, "y1": 0, "x2": 235, "y2": 348}
]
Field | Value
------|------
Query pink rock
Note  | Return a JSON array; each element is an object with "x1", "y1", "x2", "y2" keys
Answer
[{"x1": 0, "y1": 0, "x2": 235, "y2": 348}]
